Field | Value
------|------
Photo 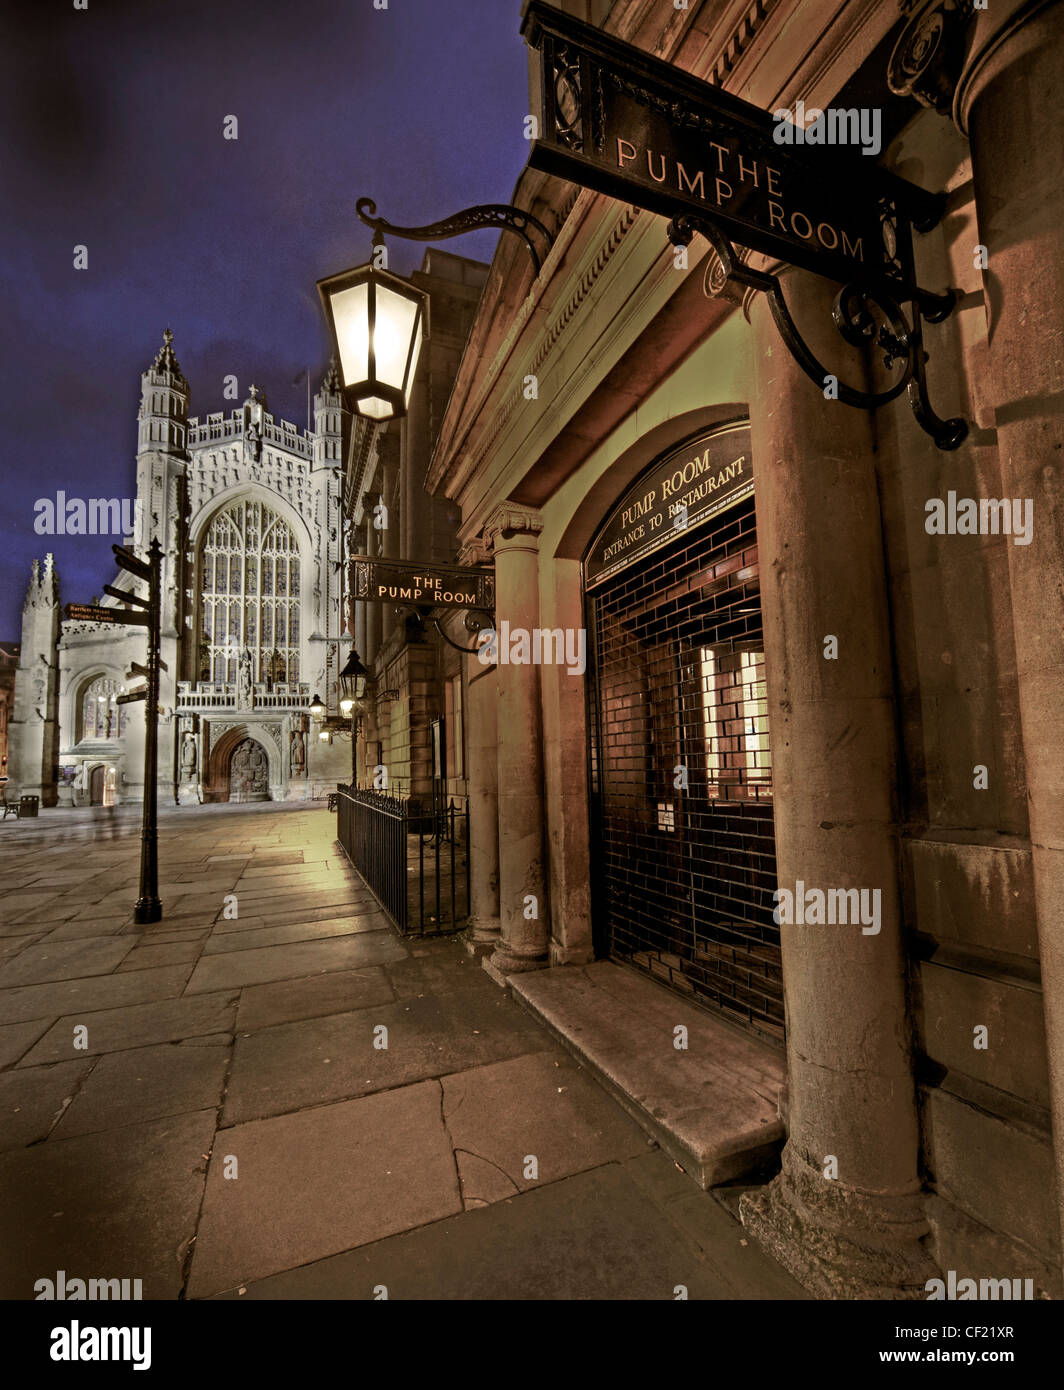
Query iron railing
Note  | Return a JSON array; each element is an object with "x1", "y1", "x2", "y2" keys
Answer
[{"x1": 334, "y1": 785, "x2": 470, "y2": 936}]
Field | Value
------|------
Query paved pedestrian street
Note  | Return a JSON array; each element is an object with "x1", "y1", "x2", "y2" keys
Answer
[{"x1": 0, "y1": 802, "x2": 802, "y2": 1301}]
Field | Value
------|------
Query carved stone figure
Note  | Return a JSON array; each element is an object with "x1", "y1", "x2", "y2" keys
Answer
[
  {"x1": 180, "y1": 732, "x2": 197, "y2": 777},
  {"x1": 290, "y1": 729, "x2": 305, "y2": 775},
  {"x1": 236, "y1": 653, "x2": 253, "y2": 709},
  {"x1": 229, "y1": 738, "x2": 268, "y2": 802}
]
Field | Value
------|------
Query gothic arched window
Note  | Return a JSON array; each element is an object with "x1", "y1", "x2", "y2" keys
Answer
[
  {"x1": 80, "y1": 676, "x2": 126, "y2": 741},
  {"x1": 199, "y1": 497, "x2": 301, "y2": 684}
]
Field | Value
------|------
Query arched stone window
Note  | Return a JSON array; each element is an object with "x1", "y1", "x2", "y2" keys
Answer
[
  {"x1": 80, "y1": 676, "x2": 126, "y2": 741},
  {"x1": 199, "y1": 496, "x2": 302, "y2": 684}
]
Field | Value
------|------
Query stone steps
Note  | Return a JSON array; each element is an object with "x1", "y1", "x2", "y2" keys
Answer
[{"x1": 510, "y1": 960, "x2": 786, "y2": 1188}]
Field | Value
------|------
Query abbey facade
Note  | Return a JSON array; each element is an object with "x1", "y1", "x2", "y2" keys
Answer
[{"x1": 7, "y1": 332, "x2": 352, "y2": 807}]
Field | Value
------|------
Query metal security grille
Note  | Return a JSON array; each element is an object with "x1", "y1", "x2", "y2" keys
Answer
[{"x1": 588, "y1": 494, "x2": 784, "y2": 1042}]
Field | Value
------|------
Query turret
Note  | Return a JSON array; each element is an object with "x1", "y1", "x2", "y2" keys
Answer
[
  {"x1": 312, "y1": 359, "x2": 348, "y2": 470},
  {"x1": 7, "y1": 554, "x2": 61, "y2": 805},
  {"x1": 137, "y1": 328, "x2": 189, "y2": 457}
]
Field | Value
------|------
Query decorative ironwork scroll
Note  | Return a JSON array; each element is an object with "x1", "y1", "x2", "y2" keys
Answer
[
  {"x1": 668, "y1": 213, "x2": 966, "y2": 450},
  {"x1": 356, "y1": 197, "x2": 552, "y2": 277}
]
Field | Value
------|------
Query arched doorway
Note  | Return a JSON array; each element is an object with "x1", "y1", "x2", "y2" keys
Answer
[
  {"x1": 203, "y1": 725, "x2": 275, "y2": 802},
  {"x1": 228, "y1": 737, "x2": 270, "y2": 803},
  {"x1": 89, "y1": 765, "x2": 105, "y2": 806},
  {"x1": 584, "y1": 421, "x2": 783, "y2": 1044}
]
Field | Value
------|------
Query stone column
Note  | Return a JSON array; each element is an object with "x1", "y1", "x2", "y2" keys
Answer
[
  {"x1": 381, "y1": 454, "x2": 400, "y2": 647},
  {"x1": 737, "y1": 268, "x2": 938, "y2": 1298},
  {"x1": 459, "y1": 538, "x2": 500, "y2": 957},
  {"x1": 955, "y1": 0, "x2": 1064, "y2": 1264},
  {"x1": 365, "y1": 517, "x2": 382, "y2": 665},
  {"x1": 484, "y1": 505, "x2": 549, "y2": 982}
]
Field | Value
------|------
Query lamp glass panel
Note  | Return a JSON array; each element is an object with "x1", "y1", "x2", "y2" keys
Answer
[
  {"x1": 329, "y1": 281, "x2": 370, "y2": 388},
  {"x1": 403, "y1": 316, "x2": 424, "y2": 407},
  {"x1": 373, "y1": 283, "x2": 420, "y2": 394}
]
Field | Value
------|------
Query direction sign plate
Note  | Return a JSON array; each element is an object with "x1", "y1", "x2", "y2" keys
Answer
[{"x1": 65, "y1": 604, "x2": 149, "y2": 627}]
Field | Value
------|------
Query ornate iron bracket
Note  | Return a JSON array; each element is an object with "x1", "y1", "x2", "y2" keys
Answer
[
  {"x1": 386, "y1": 605, "x2": 494, "y2": 655},
  {"x1": 669, "y1": 213, "x2": 967, "y2": 451},
  {"x1": 432, "y1": 612, "x2": 494, "y2": 655},
  {"x1": 356, "y1": 197, "x2": 553, "y2": 278}
]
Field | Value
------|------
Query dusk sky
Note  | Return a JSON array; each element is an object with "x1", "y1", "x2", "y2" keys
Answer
[{"x1": 0, "y1": 0, "x2": 529, "y2": 636}]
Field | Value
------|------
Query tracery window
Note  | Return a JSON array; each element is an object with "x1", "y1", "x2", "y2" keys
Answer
[
  {"x1": 199, "y1": 498, "x2": 301, "y2": 684},
  {"x1": 80, "y1": 676, "x2": 126, "y2": 741}
]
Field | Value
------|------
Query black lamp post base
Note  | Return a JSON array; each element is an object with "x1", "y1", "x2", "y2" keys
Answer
[{"x1": 134, "y1": 899, "x2": 162, "y2": 924}]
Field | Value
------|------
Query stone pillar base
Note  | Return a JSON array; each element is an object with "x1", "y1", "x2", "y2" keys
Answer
[
  {"x1": 463, "y1": 917, "x2": 501, "y2": 958},
  {"x1": 176, "y1": 782, "x2": 200, "y2": 806},
  {"x1": 739, "y1": 1147, "x2": 939, "y2": 1300},
  {"x1": 549, "y1": 941, "x2": 595, "y2": 967},
  {"x1": 483, "y1": 946, "x2": 548, "y2": 988}
]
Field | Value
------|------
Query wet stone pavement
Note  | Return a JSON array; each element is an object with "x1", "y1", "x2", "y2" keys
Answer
[{"x1": 0, "y1": 801, "x2": 802, "y2": 1300}]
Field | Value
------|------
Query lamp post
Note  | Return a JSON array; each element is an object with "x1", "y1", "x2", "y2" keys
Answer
[{"x1": 339, "y1": 647, "x2": 370, "y2": 784}]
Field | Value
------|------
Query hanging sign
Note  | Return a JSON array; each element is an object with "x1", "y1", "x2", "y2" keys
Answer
[
  {"x1": 521, "y1": 1, "x2": 940, "y2": 295},
  {"x1": 585, "y1": 422, "x2": 752, "y2": 588},
  {"x1": 353, "y1": 556, "x2": 494, "y2": 611}
]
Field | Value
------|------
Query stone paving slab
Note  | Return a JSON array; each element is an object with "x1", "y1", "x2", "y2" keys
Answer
[
  {"x1": 223, "y1": 982, "x2": 548, "y2": 1124},
  {"x1": 0, "y1": 963, "x2": 193, "y2": 1027},
  {"x1": 0, "y1": 1058, "x2": 95, "y2": 1150},
  {"x1": 136, "y1": 928, "x2": 211, "y2": 945},
  {"x1": 184, "y1": 930, "x2": 407, "y2": 995},
  {"x1": 442, "y1": 1051, "x2": 651, "y2": 1208},
  {"x1": 53, "y1": 1036, "x2": 231, "y2": 1139},
  {"x1": 0, "y1": 935, "x2": 135, "y2": 988},
  {"x1": 235, "y1": 966, "x2": 395, "y2": 1034},
  {"x1": 117, "y1": 940, "x2": 205, "y2": 971},
  {"x1": 39, "y1": 914, "x2": 138, "y2": 940},
  {"x1": 19, "y1": 991, "x2": 240, "y2": 1065},
  {"x1": 207, "y1": 1160, "x2": 734, "y2": 1301},
  {"x1": 0, "y1": 934, "x2": 45, "y2": 958},
  {"x1": 2, "y1": 904, "x2": 79, "y2": 932},
  {"x1": 200, "y1": 912, "x2": 391, "y2": 957},
  {"x1": 187, "y1": 1081, "x2": 462, "y2": 1299},
  {"x1": 383, "y1": 943, "x2": 485, "y2": 1000},
  {"x1": 0, "y1": 1018, "x2": 54, "y2": 1068},
  {"x1": 212, "y1": 899, "x2": 380, "y2": 932},
  {"x1": 0, "y1": 1108, "x2": 217, "y2": 1300},
  {"x1": 227, "y1": 887, "x2": 365, "y2": 914}
]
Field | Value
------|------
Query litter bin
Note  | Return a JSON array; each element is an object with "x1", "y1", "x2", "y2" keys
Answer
[{"x1": 18, "y1": 796, "x2": 39, "y2": 818}]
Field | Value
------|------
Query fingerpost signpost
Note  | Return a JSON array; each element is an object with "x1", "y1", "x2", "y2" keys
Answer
[{"x1": 66, "y1": 538, "x2": 164, "y2": 923}]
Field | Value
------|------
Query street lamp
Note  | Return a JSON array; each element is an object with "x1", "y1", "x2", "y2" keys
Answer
[
  {"x1": 317, "y1": 256, "x2": 427, "y2": 422},
  {"x1": 309, "y1": 693, "x2": 325, "y2": 718},
  {"x1": 338, "y1": 648, "x2": 369, "y2": 709},
  {"x1": 338, "y1": 647, "x2": 371, "y2": 782}
]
